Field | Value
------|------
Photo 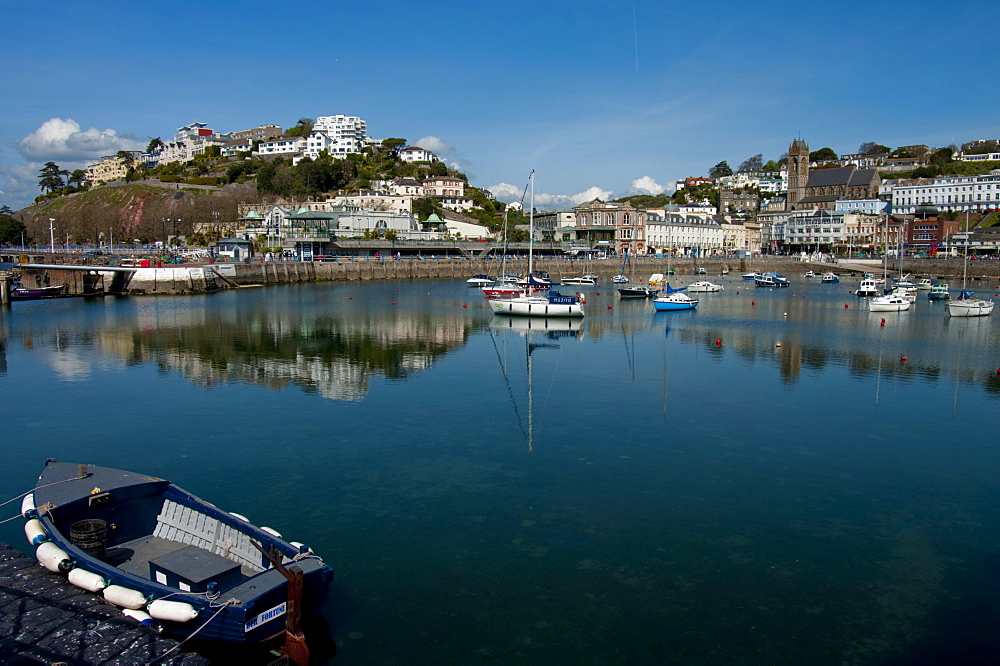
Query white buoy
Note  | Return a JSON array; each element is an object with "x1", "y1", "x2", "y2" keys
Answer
[
  {"x1": 122, "y1": 609, "x2": 158, "y2": 628},
  {"x1": 68, "y1": 568, "x2": 108, "y2": 593},
  {"x1": 103, "y1": 584, "x2": 148, "y2": 610},
  {"x1": 21, "y1": 493, "x2": 35, "y2": 517},
  {"x1": 24, "y1": 518, "x2": 47, "y2": 546},
  {"x1": 35, "y1": 542, "x2": 71, "y2": 573},
  {"x1": 229, "y1": 512, "x2": 249, "y2": 522},
  {"x1": 148, "y1": 599, "x2": 199, "y2": 622},
  {"x1": 260, "y1": 526, "x2": 282, "y2": 538}
]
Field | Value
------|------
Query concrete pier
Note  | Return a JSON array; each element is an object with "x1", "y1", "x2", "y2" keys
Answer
[{"x1": 0, "y1": 542, "x2": 207, "y2": 664}]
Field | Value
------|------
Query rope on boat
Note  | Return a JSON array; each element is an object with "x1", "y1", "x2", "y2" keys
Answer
[
  {"x1": 0, "y1": 473, "x2": 90, "y2": 511},
  {"x1": 145, "y1": 598, "x2": 238, "y2": 665},
  {"x1": 0, "y1": 473, "x2": 93, "y2": 523}
]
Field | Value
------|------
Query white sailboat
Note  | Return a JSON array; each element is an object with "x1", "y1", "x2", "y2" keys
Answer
[
  {"x1": 489, "y1": 172, "x2": 585, "y2": 318},
  {"x1": 869, "y1": 213, "x2": 910, "y2": 312},
  {"x1": 947, "y1": 213, "x2": 994, "y2": 317}
]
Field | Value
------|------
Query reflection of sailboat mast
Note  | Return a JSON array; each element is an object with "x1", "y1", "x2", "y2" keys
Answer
[
  {"x1": 526, "y1": 335, "x2": 533, "y2": 454},
  {"x1": 662, "y1": 324, "x2": 670, "y2": 415}
]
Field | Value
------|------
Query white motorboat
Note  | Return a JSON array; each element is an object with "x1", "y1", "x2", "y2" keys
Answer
[
  {"x1": 686, "y1": 280, "x2": 724, "y2": 293},
  {"x1": 917, "y1": 278, "x2": 933, "y2": 290},
  {"x1": 562, "y1": 275, "x2": 598, "y2": 286},
  {"x1": 467, "y1": 274, "x2": 493, "y2": 286},
  {"x1": 869, "y1": 294, "x2": 912, "y2": 312},
  {"x1": 804, "y1": 270, "x2": 816, "y2": 278},
  {"x1": 612, "y1": 274, "x2": 629, "y2": 284},
  {"x1": 856, "y1": 279, "x2": 880, "y2": 297},
  {"x1": 821, "y1": 272, "x2": 840, "y2": 283}
]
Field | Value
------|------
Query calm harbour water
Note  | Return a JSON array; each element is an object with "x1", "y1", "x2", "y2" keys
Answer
[{"x1": 2, "y1": 273, "x2": 1000, "y2": 664}]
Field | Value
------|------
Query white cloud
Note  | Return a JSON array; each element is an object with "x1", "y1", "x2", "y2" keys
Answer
[
  {"x1": 487, "y1": 182, "x2": 612, "y2": 209},
  {"x1": 413, "y1": 135, "x2": 454, "y2": 155},
  {"x1": 16, "y1": 118, "x2": 145, "y2": 161},
  {"x1": 627, "y1": 176, "x2": 666, "y2": 196}
]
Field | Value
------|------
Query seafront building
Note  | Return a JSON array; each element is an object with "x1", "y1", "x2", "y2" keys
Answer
[{"x1": 885, "y1": 170, "x2": 1000, "y2": 215}]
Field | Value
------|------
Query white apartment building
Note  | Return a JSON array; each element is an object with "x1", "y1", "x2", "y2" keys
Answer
[
  {"x1": 782, "y1": 209, "x2": 883, "y2": 250},
  {"x1": 308, "y1": 115, "x2": 369, "y2": 156},
  {"x1": 371, "y1": 178, "x2": 425, "y2": 197},
  {"x1": 888, "y1": 170, "x2": 1000, "y2": 214},
  {"x1": 312, "y1": 193, "x2": 413, "y2": 216},
  {"x1": 254, "y1": 137, "x2": 307, "y2": 158},
  {"x1": 645, "y1": 210, "x2": 724, "y2": 255},
  {"x1": 834, "y1": 199, "x2": 887, "y2": 215}
]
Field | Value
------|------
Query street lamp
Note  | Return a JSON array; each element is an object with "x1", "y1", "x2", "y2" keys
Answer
[{"x1": 49, "y1": 218, "x2": 55, "y2": 253}]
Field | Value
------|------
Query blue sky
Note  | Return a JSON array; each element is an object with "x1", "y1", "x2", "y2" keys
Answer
[{"x1": 2, "y1": 0, "x2": 998, "y2": 211}]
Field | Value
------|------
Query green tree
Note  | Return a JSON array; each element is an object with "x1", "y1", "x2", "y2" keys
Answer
[
  {"x1": 809, "y1": 147, "x2": 838, "y2": 162},
  {"x1": 411, "y1": 197, "x2": 436, "y2": 221},
  {"x1": 0, "y1": 205, "x2": 28, "y2": 244},
  {"x1": 38, "y1": 162, "x2": 65, "y2": 193},
  {"x1": 929, "y1": 147, "x2": 954, "y2": 166},
  {"x1": 708, "y1": 161, "x2": 732, "y2": 178},
  {"x1": 380, "y1": 138, "x2": 407, "y2": 159},
  {"x1": 68, "y1": 169, "x2": 88, "y2": 188},
  {"x1": 146, "y1": 137, "x2": 164, "y2": 153},
  {"x1": 285, "y1": 118, "x2": 314, "y2": 138}
]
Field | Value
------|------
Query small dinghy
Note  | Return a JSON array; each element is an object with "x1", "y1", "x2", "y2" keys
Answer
[{"x1": 21, "y1": 460, "x2": 333, "y2": 658}]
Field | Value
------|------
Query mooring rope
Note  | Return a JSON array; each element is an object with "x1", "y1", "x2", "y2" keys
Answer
[{"x1": 145, "y1": 598, "x2": 238, "y2": 665}]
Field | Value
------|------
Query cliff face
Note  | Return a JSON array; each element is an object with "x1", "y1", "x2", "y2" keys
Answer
[{"x1": 17, "y1": 181, "x2": 256, "y2": 244}]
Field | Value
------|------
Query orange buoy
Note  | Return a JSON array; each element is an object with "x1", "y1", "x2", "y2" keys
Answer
[{"x1": 900, "y1": 354, "x2": 907, "y2": 363}]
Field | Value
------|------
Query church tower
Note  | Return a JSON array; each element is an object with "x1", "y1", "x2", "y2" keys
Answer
[{"x1": 786, "y1": 139, "x2": 809, "y2": 210}]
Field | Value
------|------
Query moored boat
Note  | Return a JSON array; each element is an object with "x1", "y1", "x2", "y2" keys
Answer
[
  {"x1": 466, "y1": 274, "x2": 493, "y2": 286},
  {"x1": 754, "y1": 273, "x2": 789, "y2": 288},
  {"x1": 618, "y1": 284, "x2": 658, "y2": 298},
  {"x1": 685, "y1": 280, "x2": 724, "y2": 293},
  {"x1": 12, "y1": 284, "x2": 66, "y2": 299},
  {"x1": 22, "y1": 460, "x2": 333, "y2": 651},
  {"x1": 869, "y1": 294, "x2": 912, "y2": 312},
  {"x1": 947, "y1": 291, "x2": 994, "y2": 317},
  {"x1": 917, "y1": 278, "x2": 933, "y2": 290},
  {"x1": 928, "y1": 283, "x2": 950, "y2": 300},
  {"x1": 856, "y1": 279, "x2": 880, "y2": 297},
  {"x1": 653, "y1": 291, "x2": 698, "y2": 311},
  {"x1": 820, "y1": 272, "x2": 839, "y2": 283},
  {"x1": 562, "y1": 275, "x2": 598, "y2": 286}
]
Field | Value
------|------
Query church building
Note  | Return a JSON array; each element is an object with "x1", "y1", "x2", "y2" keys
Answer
[{"x1": 786, "y1": 139, "x2": 881, "y2": 211}]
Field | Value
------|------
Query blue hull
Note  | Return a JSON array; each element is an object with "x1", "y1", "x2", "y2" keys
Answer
[{"x1": 26, "y1": 461, "x2": 333, "y2": 645}]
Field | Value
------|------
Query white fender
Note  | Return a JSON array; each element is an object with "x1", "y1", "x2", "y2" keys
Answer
[
  {"x1": 260, "y1": 526, "x2": 282, "y2": 538},
  {"x1": 148, "y1": 599, "x2": 199, "y2": 622},
  {"x1": 21, "y1": 493, "x2": 35, "y2": 517},
  {"x1": 122, "y1": 609, "x2": 158, "y2": 628},
  {"x1": 103, "y1": 584, "x2": 148, "y2": 610},
  {"x1": 36, "y1": 541, "x2": 71, "y2": 573},
  {"x1": 290, "y1": 541, "x2": 313, "y2": 554},
  {"x1": 24, "y1": 518, "x2": 47, "y2": 546},
  {"x1": 229, "y1": 512, "x2": 249, "y2": 522},
  {"x1": 68, "y1": 567, "x2": 108, "y2": 593}
]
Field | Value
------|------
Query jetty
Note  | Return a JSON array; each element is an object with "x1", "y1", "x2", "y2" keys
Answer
[{"x1": 0, "y1": 541, "x2": 207, "y2": 664}]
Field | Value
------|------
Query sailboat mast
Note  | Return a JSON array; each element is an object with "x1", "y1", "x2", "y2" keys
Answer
[{"x1": 528, "y1": 171, "x2": 534, "y2": 280}]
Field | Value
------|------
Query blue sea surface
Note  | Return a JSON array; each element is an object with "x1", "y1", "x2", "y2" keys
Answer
[{"x1": 2, "y1": 274, "x2": 1000, "y2": 664}]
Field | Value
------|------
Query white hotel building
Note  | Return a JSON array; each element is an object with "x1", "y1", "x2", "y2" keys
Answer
[{"x1": 888, "y1": 170, "x2": 1000, "y2": 215}]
